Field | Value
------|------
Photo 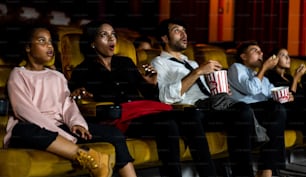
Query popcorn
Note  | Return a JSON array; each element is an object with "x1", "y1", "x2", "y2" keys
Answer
[
  {"x1": 271, "y1": 86, "x2": 289, "y2": 103},
  {"x1": 204, "y1": 70, "x2": 229, "y2": 95}
]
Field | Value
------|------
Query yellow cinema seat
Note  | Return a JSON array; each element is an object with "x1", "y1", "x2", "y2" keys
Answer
[{"x1": 0, "y1": 26, "x2": 304, "y2": 177}]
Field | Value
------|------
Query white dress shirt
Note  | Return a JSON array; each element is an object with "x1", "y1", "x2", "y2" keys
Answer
[{"x1": 151, "y1": 51, "x2": 210, "y2": 105}]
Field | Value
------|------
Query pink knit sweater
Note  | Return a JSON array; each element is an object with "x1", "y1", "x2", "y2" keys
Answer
[{"x1": 4, "y1": 67, "x2": 88, "y2": 148}]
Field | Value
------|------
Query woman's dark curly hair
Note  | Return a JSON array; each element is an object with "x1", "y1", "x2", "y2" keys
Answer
[{"x1": 79, "y1": 19, "x2": 116, "y2": 60}]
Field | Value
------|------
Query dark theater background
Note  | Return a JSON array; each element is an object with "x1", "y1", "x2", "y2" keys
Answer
[
  {"x1": 2, "y1": 1, "x2": 306, "y2": 177},
  {"x1": 1, "y1": 0, "x2": 305, "y2": 55}
]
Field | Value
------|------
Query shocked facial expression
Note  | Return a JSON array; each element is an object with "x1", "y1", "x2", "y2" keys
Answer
[
  {"x1": 26, "y1": 28, "x2": 54, "y2": 65},
  {"x1": 166, "y1": 23, "x2": 188, "y2": 51},
  {"x1": 240, "y1": 45, "x2": 263, "y2": 69},
  {"x1": 92, "y1": 23, "x2": 117, "y2": 58},
  {"x1": 276, "y1": 49, "x2": 290, "y2": 69}
]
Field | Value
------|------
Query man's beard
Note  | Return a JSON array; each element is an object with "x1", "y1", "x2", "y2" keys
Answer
[{"x1": 172, "y1": 42, "x2": 187, "y2": 52}]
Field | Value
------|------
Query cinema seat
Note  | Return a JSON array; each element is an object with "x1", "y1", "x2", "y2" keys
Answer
[{"x1": 0, "y1": 26, "x2": 304, "y2": 177}]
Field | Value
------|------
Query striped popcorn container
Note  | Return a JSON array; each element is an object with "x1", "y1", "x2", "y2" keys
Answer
[
  {"x1": 271, "y1": 86, "x2": 290, "y2": 103},
  {"x1": 204, "y1": 70, "x2": 229, "y2": 95}
]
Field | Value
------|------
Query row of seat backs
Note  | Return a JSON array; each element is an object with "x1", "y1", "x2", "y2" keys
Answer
[
  {"x1": 3, "y1": 25, "x2": 306, "y2": 88},
  {"x1": 10, "y1": 25, "x2": 221, "y2": 82},
  {"x1": 56, "y1": 26, "x2": 233, "y2": 79},
  {"x1": 5, "y1": 25, "x2": 306, "y2": 93}
]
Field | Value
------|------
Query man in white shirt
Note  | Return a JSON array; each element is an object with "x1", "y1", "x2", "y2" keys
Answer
[{"x1": 152, "y1": 18, "x2": 282, "y2": 177}]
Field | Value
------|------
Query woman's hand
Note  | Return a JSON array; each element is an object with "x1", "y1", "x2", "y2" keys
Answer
[
  {"x1": 289, "y1": 92, "x2": 294, "y2": 102},
  {"x1": 70, "y1": 87, "x2": 93, "y2": 100},
  {"x1": 294, "y1": 64, "x2": 306, "y2": 80},
  {"x1": 139, "y1": 64, "x2": 158, "y2": 85},
  {"x1": 71, "y1": 125, "x2": 92, "y2": 140}
]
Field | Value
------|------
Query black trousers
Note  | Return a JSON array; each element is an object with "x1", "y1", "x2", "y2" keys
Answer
[
  {"x1": 250, "y1": 100, "x2": 287, "y2": 172},
  {"x1": 283, "y1": 98, "x2": 306, "y2": 135},
  {"x1": 9, "y1": 122, "x2": 134, "y2": 169},
  {"x1": 125, "y1": 110, "x2": 217, "y2": 177},
  {"x1": 197, "y1": 100, "x2": 286, "y2": 177}
]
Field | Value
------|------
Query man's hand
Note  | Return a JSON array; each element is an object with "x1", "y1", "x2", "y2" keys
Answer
[
  {"x1": 262, "y1": 55, "x2": 279, "y2": 71},
  {"x1": 196, "y1": 60, "x2": 223, "y2": 75}
]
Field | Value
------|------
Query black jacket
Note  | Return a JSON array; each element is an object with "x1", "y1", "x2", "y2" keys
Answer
[{"x1": 69, "y1": 55, "x2": 158, "y2": 104}]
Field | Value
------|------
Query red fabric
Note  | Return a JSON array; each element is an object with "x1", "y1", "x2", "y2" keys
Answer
[{"x1": 112, "y1": 100, "x2": 173, "y2": 132}]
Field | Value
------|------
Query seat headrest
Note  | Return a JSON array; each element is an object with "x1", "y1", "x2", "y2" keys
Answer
[{"x1": 136, "y1": 48, "x2": 161, "y2": 66}]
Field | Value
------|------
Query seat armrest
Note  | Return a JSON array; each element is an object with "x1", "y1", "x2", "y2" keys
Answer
[
  {"x1": 77, "y1": 99, "x2": 114, "y2": 117},
  {"x1": 77, "y1": 100, "x2": 194, "y2": 116},
  {"x1": 171, "y1": 103, "x2": 195, "y2": 111}
]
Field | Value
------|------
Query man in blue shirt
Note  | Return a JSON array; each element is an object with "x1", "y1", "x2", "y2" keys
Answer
[{"x1": 228, "y1": 41, "x2": 287, "y2": 177}]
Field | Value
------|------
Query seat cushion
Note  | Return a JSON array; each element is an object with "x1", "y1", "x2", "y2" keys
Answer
[
  {"x1": 0, "y1": 126, "x2": 302, "y2": 177},
  {"x1": 0, "y1": 142, "x2": 115, "y2": 177},
  {"x1": 182, "y1": 132, "x2": 228, "y2": 160},
  {"x1": 285, "y1": 130, "x2": 303, "y2": 148}
]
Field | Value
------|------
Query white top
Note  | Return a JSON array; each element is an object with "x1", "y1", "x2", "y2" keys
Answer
[{"x1": 151, "y1": 51, "x2": 210, "y2": 105}]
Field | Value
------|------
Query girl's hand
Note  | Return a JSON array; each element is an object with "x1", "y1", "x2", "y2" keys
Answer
[
  {"x1": 70, "y1": 87, "x2": 93, "y2": 101},
  {"x1": 71, "y1": 125, "x2": 92, "y2": 140},
  {"x1": 289, "y1": 92, "x2": 294, "y2": 102}
]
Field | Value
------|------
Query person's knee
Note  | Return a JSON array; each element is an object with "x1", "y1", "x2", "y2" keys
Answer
[
  {"x1": 184, "y1": 107, "x2": 205, "y2": 121},
  {"x1": 272, "y1": 103, "x2": 287, "y2": 122},
  {"x1": 233, "y1": 102, "x2": 253, "y2": 123},
  {"x1": 276, "y1": 104, "x2": 287, "y2": 115}
]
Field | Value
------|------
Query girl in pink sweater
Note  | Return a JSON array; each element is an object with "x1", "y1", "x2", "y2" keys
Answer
[{"x1": 4, "y1": 23, "x2": 136, "y2": 177}]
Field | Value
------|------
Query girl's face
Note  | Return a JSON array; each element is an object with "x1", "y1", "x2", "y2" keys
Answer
[
  {"x1": 26, "y1": 28, "x2": 54, "y2": 65},
  {"x1": 240, "y1": 45, "x2": 263, "y2": 69},
  {"x1": 276, "y1": 49, "x2": 290, "y2": 69},
  {"x1": 92, "y1": 23, "x2": 117, "y2": 58}
]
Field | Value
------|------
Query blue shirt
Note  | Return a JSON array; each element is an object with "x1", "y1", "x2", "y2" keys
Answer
[{"x1": 227, "y1": 63, "x2": 275, "y2": 104}]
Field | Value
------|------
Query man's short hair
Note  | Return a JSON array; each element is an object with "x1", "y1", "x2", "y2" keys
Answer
[
  {"x1": 236, "y1": 40, "x2": 259, "y2": 63},
  {"x1": 156, "y1": 18, "x2": 187, "y2": 48}
]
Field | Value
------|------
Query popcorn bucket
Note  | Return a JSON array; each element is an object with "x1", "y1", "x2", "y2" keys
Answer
[
  {"x1": 271, "y1": 86, "x2": 290, "y2": 103},
  {"x1": 204, "y1": 70, "x2": 229, "y2": 95}
]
